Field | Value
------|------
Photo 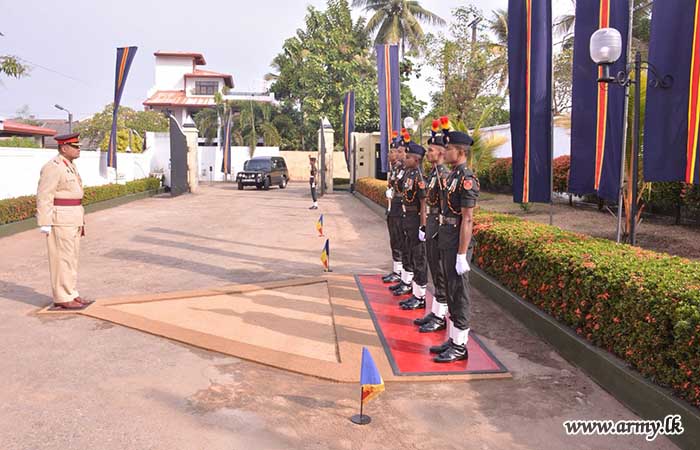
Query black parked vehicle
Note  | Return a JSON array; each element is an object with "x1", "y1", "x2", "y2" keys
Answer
[{"x1": 236, "y1": 156, "x2": 289, "y2": 190}]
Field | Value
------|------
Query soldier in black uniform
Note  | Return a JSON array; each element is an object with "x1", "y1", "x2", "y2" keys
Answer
[
  {"x1": 309, "y1": 155, "x2": 319, "y2": 210},
  {"x1": 382, "y1": 131, "x2": 405, "y2": 284},
  {"x1": 430, "y1": 127, "x2": 479, "y2": 363},
  {"x1": 414, "y1": 120, "x2": 450, "y2": 331},
  {"x1": 389, "y1": 130, "x2": 414, "y2": 296},
  {"x1": 397, "y1": 141, "x2": 429, "y2": 310}
]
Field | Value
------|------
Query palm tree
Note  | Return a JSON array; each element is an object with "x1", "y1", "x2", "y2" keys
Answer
[
  {"x1": 352, "y1": 0, "x2": 445, "y2": 57},
  {"x1": 487, "y1": 8, "x2": 509, "y2": 92}
]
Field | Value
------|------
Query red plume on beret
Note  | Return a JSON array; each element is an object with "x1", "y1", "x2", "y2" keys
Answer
[
  {"x1": 440, "y1": 116, "x2": 450, "y2": 128},
  {"x1": 391, "y1": 130, "x2": 399, "y2": 138},
  {"x1": 403, "y1": 132, "x2": 411, "y2": 143},
  {"x1": 431, "y1": 119, "x2": 440, "y2": 132}
]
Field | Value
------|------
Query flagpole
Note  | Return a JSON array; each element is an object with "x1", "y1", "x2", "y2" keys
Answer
[
  {"x1": 351, "y1": 387, "x2": 371, "y2": 425},
  {"x1": 616, "y1": 0, "x2": 635, "y2": 244}
]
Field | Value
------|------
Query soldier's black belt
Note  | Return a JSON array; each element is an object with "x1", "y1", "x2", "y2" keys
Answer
[
  {"x1": 402, "y1": 205, "x2": 419, "y2": 212},
  {"x1": 427, "y1": 207, "x2": 440, "y2": 215},
  {"x1": 441, "y1": 216, "x2": 460, "y2": 225}
]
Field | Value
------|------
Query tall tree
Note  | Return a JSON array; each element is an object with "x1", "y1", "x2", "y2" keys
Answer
[
  {"x1": 352, "y1": 0, "x2": 445, "y2": 57},
  {"x1": 0, "y1": 32, "x2": 29, "y2": 79}
]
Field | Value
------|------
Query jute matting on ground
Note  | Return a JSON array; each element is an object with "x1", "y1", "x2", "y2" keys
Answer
[{"x1": 38, "y1": 274, "x2": 511, "y2": 382}]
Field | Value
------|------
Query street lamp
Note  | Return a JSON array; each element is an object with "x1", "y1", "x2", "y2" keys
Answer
[
  {"x1": 590, "y1": 27, "x2": 672, "y2": 246},
  {"x1": 54, "y1": 104, "x2": 73, "y2": 133}
]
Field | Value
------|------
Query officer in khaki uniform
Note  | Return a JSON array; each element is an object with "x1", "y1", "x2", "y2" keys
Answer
[{"x1": 36, "y1": 132, "x2": 91, "y2": 310}]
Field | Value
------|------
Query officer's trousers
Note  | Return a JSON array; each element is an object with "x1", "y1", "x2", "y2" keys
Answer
[
  {"x1": 426, "y1": 214, "x2": 446, "y2": 304},
  {"x1": 402, "y1": 214, "x2": 427, "y2": 286},
  {"x1": 387, "y1": 215, "x2": 403, "y2": 263},
  {"x1": 440, "y1": 244, "x2": 473, "y2": 331},
  {"x1": 46, "y1": 225, "x2": 82, "y2": 303},
  {"x1": 310, "y1": 180, "x2": 317, "y2": 202}
]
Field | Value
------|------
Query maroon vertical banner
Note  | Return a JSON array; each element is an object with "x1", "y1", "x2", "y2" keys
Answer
[
  {"x1": 107, "y1": 46, "x2": 137, "y2": 171},
  {"x1": 508, "y1": 0, "x2": 552, "y2": 203}
]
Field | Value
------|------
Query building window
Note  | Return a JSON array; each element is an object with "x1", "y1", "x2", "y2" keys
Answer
[{"x1": 194, "y1": 81, "x2": 218, "y2": 95}]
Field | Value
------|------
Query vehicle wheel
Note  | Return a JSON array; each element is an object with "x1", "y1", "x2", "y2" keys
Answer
[
  {"x1": 237, "y1": 182, "x2": 244, "y2": 190},
  {"x1": 263, "y1": 177, "x2": 271, "y2": 190},
  {"x1": 279, "y1": 176, "x2": 287, "y2": 189}
]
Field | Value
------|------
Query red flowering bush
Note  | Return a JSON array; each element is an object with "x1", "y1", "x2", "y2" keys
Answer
[
  {"x1": 0, "y1": 177, "x2": 161, "y2": 226},
  {"x1": 356, "y1": 177, "x2": 389, "y2": 208},
  {"x1": 478, "y1": 156, "x2": 570, "y2": 194}
]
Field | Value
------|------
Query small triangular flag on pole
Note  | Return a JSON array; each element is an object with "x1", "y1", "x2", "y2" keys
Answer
[
  {"x1": 351, "y1": 347, "x2": 384, "y2": 425},
  {"x1": 316, "y1": 214, "x2": 324, "y2": 236},
  {"x1": 321, "y1": 239, "x2": 330, "y2": 272}
]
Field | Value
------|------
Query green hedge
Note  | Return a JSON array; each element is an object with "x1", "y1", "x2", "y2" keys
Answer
[
  {"x1": 356, "y1": 176, "x2": 700, "y2": 409},
  {"x1": 0, "y1": 177, "x2": 161, "y2": 225},
  {"x1": 478, "y1": 156, "x2": 571, "y2": 194}
]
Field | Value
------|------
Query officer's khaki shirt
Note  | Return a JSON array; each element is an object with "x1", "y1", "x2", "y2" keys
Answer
[{"x1": 36, "y1": 154, "x2": 84, "y2": 227}]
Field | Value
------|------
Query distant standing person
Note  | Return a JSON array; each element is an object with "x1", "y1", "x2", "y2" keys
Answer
[
  {"x1": 36, "y1": 133, "x2": 92, "y2": 310},
  {"x1": 309, "y1": 155, "x2": 319, "y2": 210}
]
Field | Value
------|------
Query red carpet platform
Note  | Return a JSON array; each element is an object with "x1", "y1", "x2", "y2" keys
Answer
[{"x1": 355, "y1": 274, "x2": 508, "y2": 377}]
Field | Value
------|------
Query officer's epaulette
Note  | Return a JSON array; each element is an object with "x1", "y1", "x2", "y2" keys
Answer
[{"x1": 51, "y1": 159, "x2": 60, "y2": 166}]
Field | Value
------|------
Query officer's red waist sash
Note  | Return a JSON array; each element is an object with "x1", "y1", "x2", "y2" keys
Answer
[{"x1": 53, "y1": 198, "x2": 82, "y2": 206}]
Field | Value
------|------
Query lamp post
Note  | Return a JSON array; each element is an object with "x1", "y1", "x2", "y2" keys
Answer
[
  {"x1": 54, "y1": 104, "x2": 73, "y2": 133},
  {"x1": 590, "y1": 28, "x2": 672, "y2": 246}
]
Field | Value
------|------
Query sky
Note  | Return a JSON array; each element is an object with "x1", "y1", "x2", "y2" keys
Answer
[{"x1": 0, "y1": 0, "x2": 572, "y2": 122}]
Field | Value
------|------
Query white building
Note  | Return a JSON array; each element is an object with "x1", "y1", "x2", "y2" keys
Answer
[
  {"x1": 143, "y1": 51, "x2": 276, "y2": 128},
  {"x1": 479, "y1": 118, "x2": 572, "y2": 160}
]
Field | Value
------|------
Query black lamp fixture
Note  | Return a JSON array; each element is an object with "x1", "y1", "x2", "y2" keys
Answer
[{"x1": 590, "y1": 27, "x2": 673, "y2": 246}]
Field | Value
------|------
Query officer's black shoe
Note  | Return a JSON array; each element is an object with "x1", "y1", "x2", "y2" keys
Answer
[
  {"x1": 400, "y1": 297, "x2": 426, "y2": 310},
  {"x1": 398, "y1": 295, "x2": 419, "y2": 306},
  {"x1": 419, "y1": 316, "x2": 446, "y2": 333},
  {"x1": 414, "y1": 312, "x2": 436, "y2": 326},
  {"x1": 433, "y1": 342, "x2": 468, "y2": 363},
  {"x1": 392, "y1": 283, "x2": 412, "y2": 296},
  {"x1": 388, "y1": 282, "x2": 403, "y2": 292},
  {"x1": 429, "y1": 338, "x2": 452, "y2": 354},
  {"x1": 382, "y1": 272, "x2": 401, "y2": 283}
]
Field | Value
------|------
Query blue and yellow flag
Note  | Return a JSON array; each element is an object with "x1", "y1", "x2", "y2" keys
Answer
[
  {"x1": 343, "y1": 91, "x2": 355, "y2": 172},
  {"x1": 508, "y1": 0, "x2": 552, "y2": 203},
  {"x1": 360, "y1": 347, "x2": 384, "y2": 404},
  {"x1": 316, "y1": 214, "x2": 324, "y2": 236},
  {"x1": 108, "y1": 46, "x2": 137, "y2": 171},
  {"x1": 376, "y1": 44, "x2": 401, "y2": 173},
  {"x1": 221, "y1": 108, "x2": 233, "y2": 175},
  {"x1": 321, "y1": 238, "x2": 329, "y2": 271},
  {"x1": 569, "y1": 0, "x2": 629, "y2": 201},
  {"x1": 644, "y1": 0, "x2": 700, "y2": 184}
]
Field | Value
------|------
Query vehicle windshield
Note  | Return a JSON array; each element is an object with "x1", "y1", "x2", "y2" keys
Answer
[{"x1": 244, "y1": 160, "x2": 270, "y2": 171}]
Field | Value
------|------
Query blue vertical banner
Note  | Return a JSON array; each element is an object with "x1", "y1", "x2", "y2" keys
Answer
[
  {"x1": 376, "y1": 44, "x2": 401, "y2": 173},
  {"x1": 569, "y1": 0, "x2": 629, "y2": 201},
  {"x1": 644, "y1": 0, "x2": 700, "y2": 184},
  {"x1": 343, "y1": 91, "x2": 355, "y2": 172},
  {"x1": 108, "y1": 46, "x2": 137, "y2": 171},
  {"x1": 221, "y1": 109, "x2": 232, "y2": 175},
  {"x1": 508, "y1": 0, "x2": 552, "y2": 203}
]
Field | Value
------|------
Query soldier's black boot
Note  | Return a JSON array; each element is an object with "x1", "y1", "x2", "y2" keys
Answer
[
  {"x1": 382, "y1": 272, "x2": 401, "y2": 283},
  {"x1": 392, "y1": 283, "x2": 412, "y2": 296},
  {"x1": 429, "y1": 338, "x2": 452, "y2": 354},
  {"x1": 419, "y1": 316, "x2": 446, "y2": 333},
  {"x1": 434, "y1": 342, "x2": 468, "y2": 363},
  {"x1": 400, "y1": 296, "x2": 426, "y2": 310},
  {"x1": 388, "y1": 282, "x2": 403, "y2": 292},
  {"x1": 414, "y1": 312, "x2": 436, "y2": 326}
]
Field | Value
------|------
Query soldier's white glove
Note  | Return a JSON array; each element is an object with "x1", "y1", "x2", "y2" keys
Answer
[
  {"x1": 40, "y1": 226, "x2": 52, "y2": 235},
  {"x1": 418, "y1": 226, "x2": 426, "y2": 242},
  {"x1": 385, "y1": 188, "x2": 393, "y2": 199},
  {"x1": 456, "y1": 253, "x2": 470, "y2": 275}
]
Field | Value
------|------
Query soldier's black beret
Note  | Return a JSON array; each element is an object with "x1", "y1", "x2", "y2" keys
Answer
[
  {"x1": 406, "y1": 142, "x2": 426, "y2": 158},
  {"x1": 445, "y1": 131, "x2": 474, "y2": 146}
]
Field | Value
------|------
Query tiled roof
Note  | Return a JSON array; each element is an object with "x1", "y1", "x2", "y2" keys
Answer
[
  {"x1": 0, "y1": 119, "x2": 56, "y2": 136},
  {"x1": 186, "y1": 69, "x2": 234, "y2": 88},
  {"x1": 143, "y1": 90, "x2": 216, "y2": 107}
]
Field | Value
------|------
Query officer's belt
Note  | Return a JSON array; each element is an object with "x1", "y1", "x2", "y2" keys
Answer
[
  {"x1": 441, "y1": 216, "x2": 460, "y2": 225},
  {"x1": 427, "y1": 206, "x2": 440, "y2": 215},
  {"x1": 402, "y1": 205, "x2": 419, "y2": 213},
  {"x1": 393, "y1": 193, "x2": 403, "y2": 198},
  {"x1": 54, "y1": 198, "x2": 82, "y2": 206}
]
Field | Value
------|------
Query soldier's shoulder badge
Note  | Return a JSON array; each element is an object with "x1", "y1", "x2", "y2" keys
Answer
[{"x1": 463, "y1": 178, "x2": 473, "y2": 190}]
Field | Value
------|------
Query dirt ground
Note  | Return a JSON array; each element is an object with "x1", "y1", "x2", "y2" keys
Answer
[
  {"x1": 479, "y1": 192, "x2": 700, "y2": 260},
  {"x1": 0, "y1": 183, "x2": 677, "y2": 449}
]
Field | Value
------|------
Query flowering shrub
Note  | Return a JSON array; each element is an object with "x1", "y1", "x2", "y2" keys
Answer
[
  {"x1": 478, "y1": 156, "x2": 570, "y2": 194},
  {"x1": 356, "y1": 178, "x2": 700, "y2": 408},
  {"x1": 0, "y1": 177, "x2": 161, "y2": 225}
]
